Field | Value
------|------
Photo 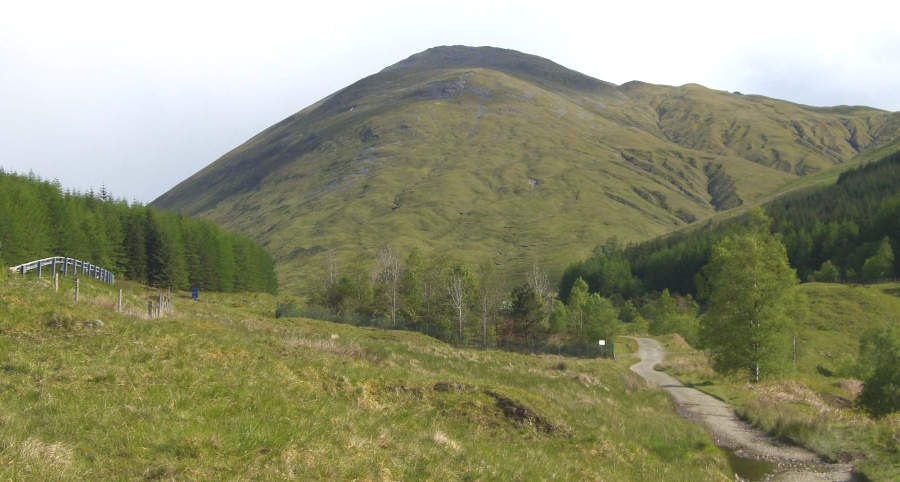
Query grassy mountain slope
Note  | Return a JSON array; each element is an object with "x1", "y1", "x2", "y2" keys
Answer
[
  {"x1": 0, "y1": 276, "x2": 731, "y2": 480},
  {"x1": 151, "y1": 46, "x2": 900, "y2": 292}
]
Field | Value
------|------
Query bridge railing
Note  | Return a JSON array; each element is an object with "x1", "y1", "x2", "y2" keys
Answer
[{"x1": 8, "y1": 256, "x2": 115, "y2": 285}]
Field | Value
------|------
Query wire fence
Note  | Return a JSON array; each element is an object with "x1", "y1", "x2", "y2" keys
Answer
[{"x1": 277, "y1": 302, "x2": 615, "y2": 359}]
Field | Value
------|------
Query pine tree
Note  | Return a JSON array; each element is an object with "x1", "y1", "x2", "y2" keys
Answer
[{"x1": 510, "y1": 283, "x2": 546, "y2": 348}]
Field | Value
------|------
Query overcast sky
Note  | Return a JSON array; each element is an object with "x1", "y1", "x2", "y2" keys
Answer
[{"x1": 2, "y1": 0, "x2": 898, "y2": 203}]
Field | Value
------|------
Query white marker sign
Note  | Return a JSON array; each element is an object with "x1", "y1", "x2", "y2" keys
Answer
[{"x1": 598, "y1": 340, "x2": 606, "y2": 346}]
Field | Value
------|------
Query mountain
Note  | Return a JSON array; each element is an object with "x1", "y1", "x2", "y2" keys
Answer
[{"x1": 151, "y1": 46, "x2": 900, "y2": 292}]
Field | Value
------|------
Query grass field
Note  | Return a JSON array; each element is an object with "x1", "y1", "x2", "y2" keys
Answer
[
  {"x1": 656, "y1": 282, "x2": 900, "y2": 481},
  {"x1": 0, "y1": 275, "x2": 732, "y2": 481}
]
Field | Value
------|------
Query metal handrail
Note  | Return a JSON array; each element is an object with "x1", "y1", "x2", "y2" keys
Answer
[{"x1": 8, "y1": 256, "x2": 115, "y2": 285}]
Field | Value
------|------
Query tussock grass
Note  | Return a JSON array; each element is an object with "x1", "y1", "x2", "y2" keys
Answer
[{"x1": 0, "y1": 276, "x2": 734, "y2": 480}]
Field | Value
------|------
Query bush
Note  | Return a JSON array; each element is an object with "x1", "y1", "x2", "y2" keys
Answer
[{"x1": 275, "y1": 300, "x2": 302, "y2": 319}]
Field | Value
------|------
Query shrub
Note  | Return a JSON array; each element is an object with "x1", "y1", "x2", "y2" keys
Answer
[{"x1": 275, "y1": 300, "x2": 302, "y2": 319}]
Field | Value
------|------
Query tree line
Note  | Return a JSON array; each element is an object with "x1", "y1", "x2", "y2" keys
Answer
[
  {"x1": 561, "y1": 150, "x2": 900, "y2": 300},
  {"x1": 298, "y1": 242, "x2": 707, "y2": 356},
  {"x1": 554, "y1": 151, "x2": 900, "y2": 414},
  {"x1": 0, "y1": 168, "x2": 277, "y2": 294}
]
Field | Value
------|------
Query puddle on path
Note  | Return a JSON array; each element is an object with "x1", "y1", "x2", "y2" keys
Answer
[{"x1": 724, "y1": 448, "x2": 778, "y2": 481}]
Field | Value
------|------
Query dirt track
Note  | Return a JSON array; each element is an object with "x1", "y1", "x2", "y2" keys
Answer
[{"x1": 628, "y1": 337, "x2": 855, "y2": 482}]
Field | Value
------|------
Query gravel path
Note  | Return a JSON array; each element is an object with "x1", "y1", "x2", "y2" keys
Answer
[{"x1": 628, "y1": 337, "x2": 855, "y2": 481}]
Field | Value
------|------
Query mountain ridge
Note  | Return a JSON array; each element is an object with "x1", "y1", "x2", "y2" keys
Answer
[{"x1": 151, "y1": 46, "x2": 900, "y2": 292}]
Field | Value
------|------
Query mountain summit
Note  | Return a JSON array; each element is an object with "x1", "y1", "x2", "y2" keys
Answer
[{"x1": 152, "y1": 46, "x2": 900, "y2": 291}]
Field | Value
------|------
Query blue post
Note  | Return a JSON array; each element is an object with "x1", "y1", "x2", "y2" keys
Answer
[
  {"x1": 51, "y1": 258, "x2": 57, "y2": 275},
  {"x1": 37, "y1": 260, "x2": 42, "y2": 278}
]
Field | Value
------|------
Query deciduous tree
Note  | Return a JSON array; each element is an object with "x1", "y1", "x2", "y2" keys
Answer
[
  {"x1": 699, "y1": 208, "x2": 803, "y2": 382},
  {"x1": 476, "y1": 260, "x2": 503, "y2": 348},
  {"x1": 446, "y1": 264, "x2": 477, "y2": 345},
  {"x1": 566, "y1": 277, "x2": 589, "y2": 337},
  {"x1": 861, "y1": 237, "x2": 894, "y2": 280},
  {"x1": 375, "y1": 243, "x2": 402, "y2": 325},
  {"x1": 858, "y1": 326, "x2": 900, "y2": 417}
]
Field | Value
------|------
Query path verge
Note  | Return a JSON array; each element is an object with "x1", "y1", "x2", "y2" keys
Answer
[{"x1": 628, "y1": 337, "x2": 854, "y2": 481}]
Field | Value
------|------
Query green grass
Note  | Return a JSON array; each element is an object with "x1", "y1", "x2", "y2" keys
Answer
[
  {"x1": 655, "y1": 283, "x2": 900, "y2": 481},
  {"x1": 150, "y1": 47, "x2": 900, "y2": 294},
  {"x1": 0, "y1": 276, "x2": 733, "y2": 480}
]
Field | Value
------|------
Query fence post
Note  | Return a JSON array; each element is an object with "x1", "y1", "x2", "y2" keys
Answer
[
  {"x1": 157, "y1": 295, "x2": 163, "y2": 317},
  {"x1": 117, "y1": 289, "x2": 122, "y2": 313},
  {"x1": 37, "y1": 260, "x2": 42, "y2": 278},
  {"x1": 75, "y1": 278, "x2": 79, "y2": 302},
  {"x1": 54, "y1": 272, "x2": 59, "y2": 293},
  {"x1": 51, "y1": 258, "x2": 57, "y2": 276},
  {"x1": 148, "y1": 301, "x2": 153, "y2": 318},
  {"x1": 63, "y1": 258, "x2": 68, "y2": 277}
]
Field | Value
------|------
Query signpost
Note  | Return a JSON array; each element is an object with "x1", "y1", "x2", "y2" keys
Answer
[
  {"x1": 191, "y1": 287, "x2": 199, "y2": 301},
  {"x1": 598, "y1": 339, "x2": 615, "y2": 360}
]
